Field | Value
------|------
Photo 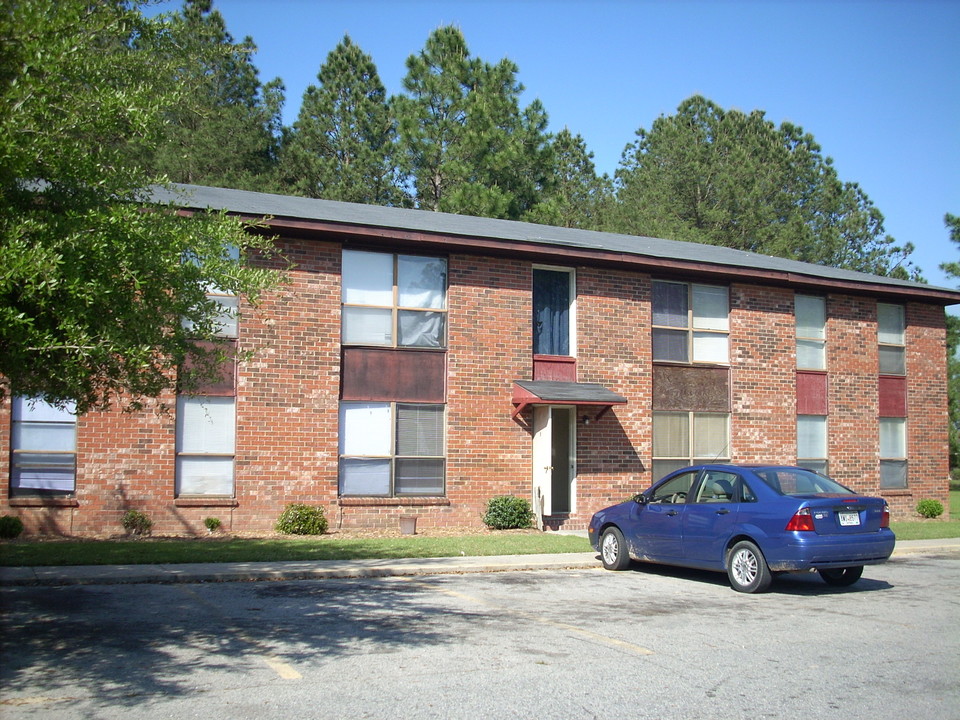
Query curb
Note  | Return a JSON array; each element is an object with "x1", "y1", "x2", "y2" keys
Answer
[
  {"x1": 0, "y1": 552, "x2": 602, "y2": 587},
  {"x1": 2, "y1": 539, "x2": 958, "y2": 588}
]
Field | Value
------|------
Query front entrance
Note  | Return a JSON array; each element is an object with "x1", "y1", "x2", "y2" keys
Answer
[{"x1": 532, "y1": 405, "x2": 576, "y2": 524}]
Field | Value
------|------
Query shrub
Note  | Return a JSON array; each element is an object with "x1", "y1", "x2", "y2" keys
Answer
[
  {"x1": 121, "y1": 509, "x2": 152, "y2": 536},
  {"x1": 275, "y1": 503, "x2": 328, "y2": 535},
  {"x1": 916, "y1": 499, "x2": 945, "y2": 519},
  {"x1": 0, "y1": 515, "x2": 24, "y2": 539},
  {"x1": 204, "y1": 517, "x2": 222, "y2": 532},
  {"x1": 483, "y1": 495, "x2": 534, "y2": 530}
]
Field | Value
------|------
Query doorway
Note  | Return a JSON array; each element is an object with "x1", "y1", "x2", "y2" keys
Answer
[{"x1": 532, "y1": 405, "x2": 576, "y2": 519}]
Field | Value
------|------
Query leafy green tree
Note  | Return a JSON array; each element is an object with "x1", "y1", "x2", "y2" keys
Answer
[
  {"x1": 0, "y1": 0, "x2": 280, "y2": 412},
  {"x1": 393, "y1": 26, "x2": 553, "y2": 220},
  {"x1": 138, "y1": 0, "x2": 284, "y2": 190},
  {"x1": 527, "y1": 128, "x2": 613, "y2": 229},
  {"x1": 941, "y1": 213, "x2": 960, "y2": 472},
  {"x1": 278, "y1": 35, "x2": 405, "y2": 205},
  {"x1": 611, "y1": 96, "x2": 917, "y2": 278}
]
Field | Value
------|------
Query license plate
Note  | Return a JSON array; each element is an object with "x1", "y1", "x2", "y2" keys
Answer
[{"x1": 838, "y1": 511, "x2": 861, "y2": 527}]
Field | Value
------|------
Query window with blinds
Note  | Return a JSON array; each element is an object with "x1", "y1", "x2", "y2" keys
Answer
[
  {"x1": 342, "y1": 250, "x2": 447, "y2": 348},
  {"x1": 339, "y1": 401, "x2": 445, "y2": 497},
  {"x1": 10, "y1": 396, "x2": 77, "y2": 496},
  {"x1": 795, "y1": 295, "x2": 826, "y2": 370},
  {"x1": 652, "y1": 281, "x2": 729, "y2": 364},
  {"x1": 652, "y1": 411, "x2": 730, "y2": 481},
  {"x1": 175, "y1": 395, "x2": 236, "y2": 496}
]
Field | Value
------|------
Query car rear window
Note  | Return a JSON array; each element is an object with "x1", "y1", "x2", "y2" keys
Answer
[{"x1": 753, "y1": 468, "x2": 854, "y2": 496}]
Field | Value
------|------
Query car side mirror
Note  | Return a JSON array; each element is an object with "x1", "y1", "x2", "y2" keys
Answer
[{"x1": 632, "y1": 493, "x2": 647, "y2": 505}]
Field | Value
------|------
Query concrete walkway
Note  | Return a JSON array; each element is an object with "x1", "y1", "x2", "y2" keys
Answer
[{"x1": 1, "y1": 537, "x2": 958, "y2": 587}]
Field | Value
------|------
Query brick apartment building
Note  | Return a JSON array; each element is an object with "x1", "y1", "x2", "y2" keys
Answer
[{"x1": 3, "y1": 183, "x2": 959, "y2": 536}]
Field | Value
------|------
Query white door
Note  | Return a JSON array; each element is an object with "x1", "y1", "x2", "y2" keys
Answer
[{"x1": 532, "y1": 406, "x2": 576, "y2": 522}]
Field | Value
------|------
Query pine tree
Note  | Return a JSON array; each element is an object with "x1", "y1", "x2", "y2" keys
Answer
[
  {"x1": 611, "y1": 95, "x2": 917, "y2": 278},
  {"x1": 527, "y1": 128, "x2": 613, "y2": 229},
  {"x1": 393, "y1": 26, "x2": 553, "y2": 220},
  {"x1": 278, "y1": 36, "x2": 404, "y2": 205},
  {"x1": 138, "y1": 0, "x2": 284, "y2": 190}
]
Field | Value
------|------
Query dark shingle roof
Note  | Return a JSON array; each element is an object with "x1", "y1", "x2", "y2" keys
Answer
[{"x1": 149, "y1": 183, "x2": 960, "y2": 305}]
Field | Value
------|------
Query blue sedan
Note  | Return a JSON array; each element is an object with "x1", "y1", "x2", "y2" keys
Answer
[{"x1": 588, "y1": 465, "x2": 896, "y2": 593}]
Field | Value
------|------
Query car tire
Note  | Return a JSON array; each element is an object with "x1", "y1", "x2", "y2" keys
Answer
[
  {"x1": 818, "y1": 566, "x2": 864, "y2": 587},
  {"x1": 600, "y1": 527, "x2": 631, "y2": 571},
  {"x1": 726, "y1": 540, "x2": 772, "y2": 593}
]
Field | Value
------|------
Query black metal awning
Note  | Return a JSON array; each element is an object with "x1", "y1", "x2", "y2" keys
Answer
[{"x1": 511, "y1": 380, "x2": 627, "y2": 420}]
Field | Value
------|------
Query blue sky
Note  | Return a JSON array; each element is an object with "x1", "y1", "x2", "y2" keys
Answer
[{"x1": 154, "y1": 0, "x2": 959, "y2": 294}]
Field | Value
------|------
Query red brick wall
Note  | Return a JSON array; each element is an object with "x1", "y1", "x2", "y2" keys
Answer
[
  {"x1": 730, "y1": 284, "x2": 797, "y2": 463},
  {"x1": 902, "y1": 302, "x2": 950, "y2": 518},
  {"x1": 230, "y1": 237, "x2": 341, "y2": 532},
  {"x1": 1, "y1": 236, "x2": 952, "y2": 535},
  {"x1": 826, "y1": 293, "x2": 878, "y2": 493},
  {"x1": 574, "y1": 267, "x2": 651, "y2": 526}
]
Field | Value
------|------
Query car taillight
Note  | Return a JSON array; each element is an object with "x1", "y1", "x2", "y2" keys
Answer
[
  {"x1": 785, "y1": 507, "x2": 815, "y2": 532},
  {"x1": 880, "y1": 504, "x2": 890, "y2": 528}
]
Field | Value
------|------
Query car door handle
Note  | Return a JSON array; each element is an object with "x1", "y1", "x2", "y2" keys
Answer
[
  {"x1": 666, "y1": 510, "x2": 678, "y2": 516},
  {"x1": 715, "y1": 508, "x2": 730, "y2": 515}
]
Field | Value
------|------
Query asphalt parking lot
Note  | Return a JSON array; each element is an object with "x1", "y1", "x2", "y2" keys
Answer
[{"x1": 2, "y1": 549, "x2": 958, "y2": 719}]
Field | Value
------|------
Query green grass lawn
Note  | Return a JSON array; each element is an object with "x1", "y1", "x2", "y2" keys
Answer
[
  {"x1": 2, "y1": 491, "x2": 957, "y2": 568},
  {"x1": 0, "y1": 531, "x2": 593, "y2": 567},
  {"x1": 888, "y1": 490, "x2": 960, "y2": 541}
]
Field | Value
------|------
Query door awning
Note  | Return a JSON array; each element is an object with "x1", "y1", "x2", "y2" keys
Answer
[{"x1": 511, "y1": 380, "x2": 628, "y2": 420}]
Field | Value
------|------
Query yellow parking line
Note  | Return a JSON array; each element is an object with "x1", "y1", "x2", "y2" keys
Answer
[
  {"x1": 262, "y1": 656, "x2": 302, "y2": 680},
  {"x1": 176, "y1": 585, "x2": 302, "y2": 681},
  {"x1": 399, "y1": 578, "x2": 654, "y2": 657}
]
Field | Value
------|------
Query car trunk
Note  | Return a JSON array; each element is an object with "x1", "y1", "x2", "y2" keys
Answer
[{"x1": 801, "y1": 496, "x2": 888, "y2": 535}]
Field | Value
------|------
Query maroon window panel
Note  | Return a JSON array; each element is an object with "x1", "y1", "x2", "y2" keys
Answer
[
  {"x1": 181, "y1": 340, "x2": 237, "y2": 396},
  {"x1": 879, "y1": 375, "x2": 907, "y2": 418},
  {"x1": 341, "y1": 347, "x2": 446, "y2": 403},
  {"x1": 796, "y1": 371, "x2": 827, "y2": 415}
]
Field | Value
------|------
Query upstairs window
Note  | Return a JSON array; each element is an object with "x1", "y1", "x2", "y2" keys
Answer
[
  {"x1": 878, "y1": 303, "x2": 905, "y2": 375},
  {"x1": 795, "y1": 295, "x2": 826, "y2": 370},
  {"x1": 10, "y1": 397, "x2": 77, "y2": 496},
  {"x1": 182, "y1": 245, "x2": 240, "y2": 338},
  {"x1": 342, "y1": 250, "x2": 447, "y2": 348},
  {"x1": 533, "y1": 268, "x2": 574, "y2": 356},
  {"x1": 652, "y1": 281, "x2": 729, "y2": 364}
]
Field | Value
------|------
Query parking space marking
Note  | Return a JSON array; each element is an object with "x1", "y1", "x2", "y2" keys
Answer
[
  {"x1": 398, "y1": 578, "x2": 655, "y2": 657},
  {"x1": 262, "y1": 656, "x2": 302, "y2": 680},
  {"x1": 175, "y1": 585, "x2": 302, "y2": 681}
]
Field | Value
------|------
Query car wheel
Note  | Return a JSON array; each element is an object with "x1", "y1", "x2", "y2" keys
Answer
[
  {"x1": 726, "y1": 540, "x2": 772, "y2": 593},
  {"x1": 818, "y1": 566, "x2": 864, "y2": 587},
  {"x1": 600, "y1": 527, "x2": 631, "y2": 571}
]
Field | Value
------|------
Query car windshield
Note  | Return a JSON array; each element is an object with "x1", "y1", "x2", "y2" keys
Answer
[{"x1": 751, "y1": 468, "x2": 854, "y2": 496}]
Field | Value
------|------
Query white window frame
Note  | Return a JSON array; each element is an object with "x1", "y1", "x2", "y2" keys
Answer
[
  {"x1": 795, "y1": 295, "x2": 826, "y2": 371},
  {"x1": 341, "y1": 250, "x2": 448, "y2": 349},
  {"x1": 797, "y1": 414, "x2": 828, "y2": 475},
  {"x1": 652, "y1": 411, "x2": 730, "y2": 481},
  {"x1": 9, "y1": 396, "x2": 77, "y2": 495},
  {"x1": 652, "y1": 281, "x2": 729, "y2": 364},
  {"x1": 182, "y1": 245, "x2": 240, "y2": 338},
  {"x1": 175, "y1": 395, "x2": 236, "y2": 496},
  {"x1": 877, "y1": 303, "x2": 906, "y2": 376},
  {"x1": 879, "y1": 417, "x2": 907, "y2": 489},
  {"x1": 532, "y1": 265, "x2": 577, "y2": 357},
  {"x1": 339, "y1": 401, "x2": 446, "y2": 497}
]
